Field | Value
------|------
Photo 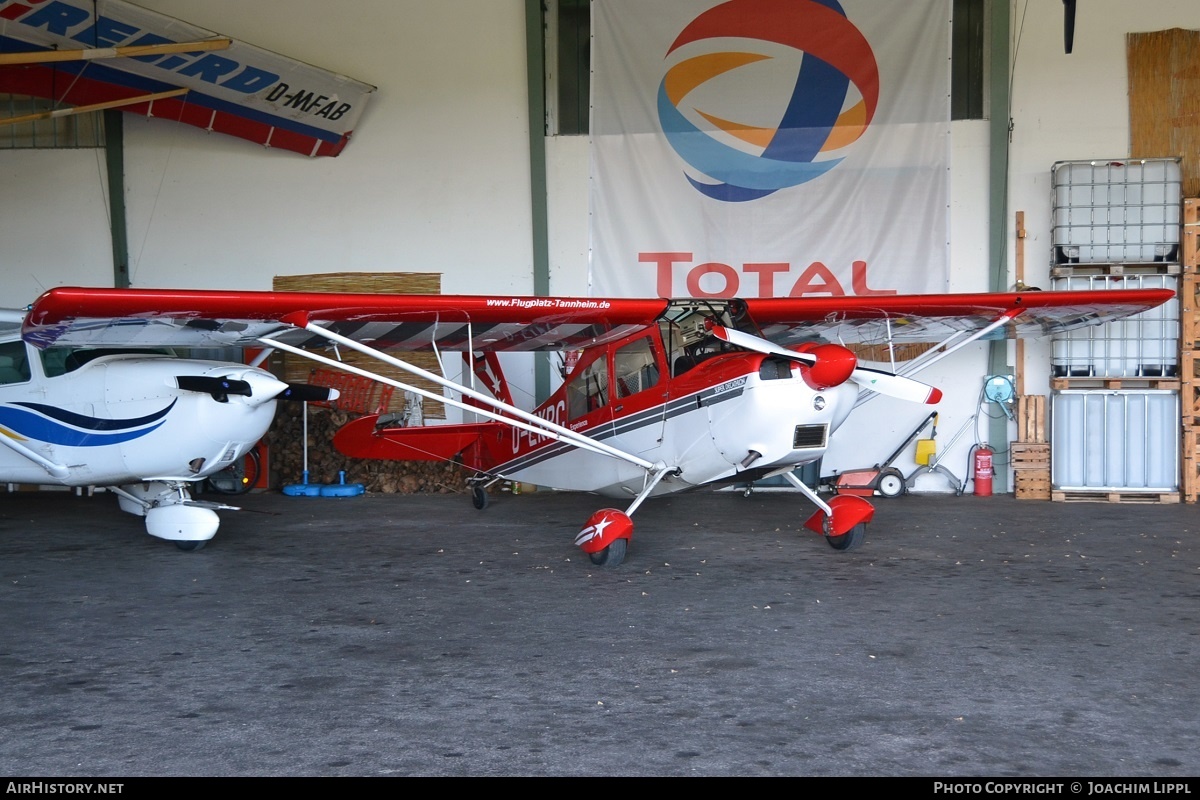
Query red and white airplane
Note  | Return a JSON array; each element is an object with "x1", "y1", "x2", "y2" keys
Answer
[{"x1": 14, "y1": 284, "x2": 1173, "y2": 563}]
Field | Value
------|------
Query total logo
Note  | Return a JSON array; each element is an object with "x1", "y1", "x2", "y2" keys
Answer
[{"x1": 658, "y1": 0, "x2": 879, "y2": 202}]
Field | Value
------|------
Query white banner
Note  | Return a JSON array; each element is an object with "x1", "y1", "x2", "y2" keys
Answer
[{"x1": 590, "y1": 0, "x2": 950, "y2": 299}]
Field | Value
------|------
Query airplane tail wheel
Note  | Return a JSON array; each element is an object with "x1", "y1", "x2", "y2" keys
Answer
[{"x1": 471, "y1": 485, "x2": 489, "y2": 509}]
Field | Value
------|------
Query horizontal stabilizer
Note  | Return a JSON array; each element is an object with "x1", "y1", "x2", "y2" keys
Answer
[{"x1": 334, "y1": 415, "x2": 507, "y2": 462}]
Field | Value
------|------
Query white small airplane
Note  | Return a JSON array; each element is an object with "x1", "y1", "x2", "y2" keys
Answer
[
  {"x1": 0, "y1": 307, "x2": 336, "y2": 549},
  {"x1": 12, "y1": 284, "x2": 1173, "y2": 562}
]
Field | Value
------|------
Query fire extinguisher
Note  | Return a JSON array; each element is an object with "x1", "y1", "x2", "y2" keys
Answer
[{"x1": 973, "y1": 445, "x2": 994, "y2": 497}]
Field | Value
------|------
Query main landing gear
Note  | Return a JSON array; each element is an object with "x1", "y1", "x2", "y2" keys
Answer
[
  {"x1": 824, "y1": 521, "x2": 866, "y2": 551},
  {"x1": 782, "y1": 471, "x2": 873, "y2": 552},
  {"x1": 575, "y1": 509, "x2": 633, "y2": 567},
  {"x1": 573, "y1": 464, "x2": 674, "y2": 569}
]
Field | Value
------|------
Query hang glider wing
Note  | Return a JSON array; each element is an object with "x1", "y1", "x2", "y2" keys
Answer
[
  {"x1": 21, "y1": 286, "x2": 1174, "y2": 356},
  {"x1": 0, "y1": 0, "x2": 376, "y2": 157}
]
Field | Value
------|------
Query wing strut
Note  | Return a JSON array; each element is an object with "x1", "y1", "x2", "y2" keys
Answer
[
  {"x1": 0, "y1": 38, "x2": 232, "y2": 66},
  {"x1": 896, "y1": 311, "x2": 1022, "y2": 379},
  {"x1": 853, "y1": 310, "x2": 1023, "y2": 407},
  {"x1": 0, "y1": 88, "x2": 189, "y2": 127},
  {"x1": 0, "y1": 435, "x2": 70, "y2": 480},
  {"x1": 259, "y1": 326, "x2": 662, "y2": 473}
]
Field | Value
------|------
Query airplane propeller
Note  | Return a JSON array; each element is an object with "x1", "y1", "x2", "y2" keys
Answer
[
  {"x1": 175, "y1": 375, "x2": 253, "y2": 401},
  {"x1": 274, "y1": 383, "x2": 340, "y2": 403},
  {"x1": 708, "y1": 324, "x2": 942, "y2": 405},
  {"x1": 175, "y1": 374, "x2": 340, "y2": 405}
]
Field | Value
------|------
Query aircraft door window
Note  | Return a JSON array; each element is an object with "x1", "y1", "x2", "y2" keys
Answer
[
  {"x1": 40, "y1": 346, "x2": 174, "y2": 377},
  {"x1": 566, "y1": 354, "x2": 609, "y2": 420},
  {"x1": 39, "y1": 347, "x2": 72, "y2": 378},
  {"x1": 614, "y1": 336, "x2": 660, "y2": 398},
  {"x1": 0, "y1": 340, "x2": 30, "y2": 384}
]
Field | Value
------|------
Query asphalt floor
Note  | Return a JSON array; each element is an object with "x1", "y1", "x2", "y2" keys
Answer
[{"x1": 0, "y1": 485, "x2": 1198, "y2": 778}]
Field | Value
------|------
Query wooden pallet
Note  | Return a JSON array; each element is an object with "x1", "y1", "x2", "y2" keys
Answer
[
  {"x1": 1014, "y1": 469, "x2": 1051, "y2": 501},
  {"x1": 1182, "y1": 427, "x2": 1200, "y2": 503},
  {"x1": 1011, "y1": 442, "x2": 1050, "y2": 469},
  {"x1": 1181, "y1": 273, "x2": 1198, "y2": 347},
  {"x1": 1181, "y1": 350, "x2": 1200, "y2": 383},
  {"x1": 1016, "y1": 396, "x2": 1047, "y2": 443},
  {"x1": 1051, "y1": 262, "x2": 1181, "y2": 278},
  {"x1": 1051, "y1": 377, "x2": 1180, "y2": 390},
  {"x1": 1052, "y1": 490, "x2": 1181, "y2": 504},
  {"x1": 1181, "y1": 381, "x2": 1200, "y2": 422},
  {"x1": 1178, "y1": 200, "x2": 1197, "y2": 501},
  {"x1": 1183, "y1": 198, "x2": 1197, "y2": 273}
]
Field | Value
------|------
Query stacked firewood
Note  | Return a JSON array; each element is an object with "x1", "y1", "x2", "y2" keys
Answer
[{"x1": 264, "y1": 404, "x2": 470, "y2": 495}]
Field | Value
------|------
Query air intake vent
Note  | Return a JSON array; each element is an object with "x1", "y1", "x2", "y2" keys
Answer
[
  {"x1": 759, "y1": 357, "x2": 793, "y2": 380},
  {"x1": 793, "y1": 424, "x2": 828, "y2": 449}
]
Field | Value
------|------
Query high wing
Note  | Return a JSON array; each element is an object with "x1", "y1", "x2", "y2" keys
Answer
[
  {"x1": 22, "y1": 286, "x2": 1174, "y2": 355},
  {"x1": 0, "y1": 0, "x2": 375, "y2": 157},
  {"x1": 741, "y1": 290, "x2": 1177, "y2": 346},
  {"x1": 22, "y1": 287, "x2": 670, "y2": 352}
]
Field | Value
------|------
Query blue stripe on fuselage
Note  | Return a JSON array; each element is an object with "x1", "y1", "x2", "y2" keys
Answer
[{"x1": 0, "y1": 400, "x2": 175, "y2": 447}]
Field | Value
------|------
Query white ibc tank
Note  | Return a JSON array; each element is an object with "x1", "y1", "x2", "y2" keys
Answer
[{"x1": 1052, "y1": 158, "x2": 1182, "y2": 265}]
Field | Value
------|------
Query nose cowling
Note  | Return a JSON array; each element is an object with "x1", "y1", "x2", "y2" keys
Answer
[{"x1": 792, "y1": 343, "x2": 858, "y2": 390}]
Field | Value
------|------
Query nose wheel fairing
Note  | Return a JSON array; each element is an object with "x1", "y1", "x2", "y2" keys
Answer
[
  {"x1": 783, "y1": 470, "x2": 874, "y2": 550},
  {"x1": 112, "y1": 480, "x2": 236, "y2": 547}
]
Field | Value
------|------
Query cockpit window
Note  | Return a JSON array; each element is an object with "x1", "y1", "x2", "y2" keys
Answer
[
  {"x1": 566, "y1": 353, "x2": 609, "y2": 420},
  {"x1": 0, "y1": 340, "x2": 31, "y2": 385},
  {"x1": 613, "y1": 336, "x2": 660, "y2": 398},
  {"x1": 40, "y1": 347, "x2": 172, "y2": 378}
]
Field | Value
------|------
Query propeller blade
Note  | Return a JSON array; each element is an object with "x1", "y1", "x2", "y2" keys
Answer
[
  {"x1": 275, "y1": 383, "x2": 341, "y2": 403},
  {"x1": 708, "y1": 324, "x2": 815, "y2": 363},
  {"x1": 849, "y1": 366, "x2": 942, "y2": 405},
  {"x1": 176, "y1": 375, "x2": 252, "y2": 400},
  {"x1": 709, "y1": 324, "x2": 942, "y2": 404}
]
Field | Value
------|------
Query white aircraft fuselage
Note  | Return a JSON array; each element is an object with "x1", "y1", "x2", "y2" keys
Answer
[
  {"x1": 495, "y1": 360, "x2": 860, "y2": 501},
  {"x1": 0, "y1": 316, "x2": 283, "y2": 546}
]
